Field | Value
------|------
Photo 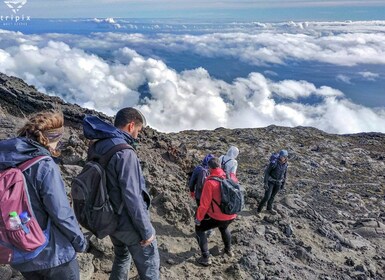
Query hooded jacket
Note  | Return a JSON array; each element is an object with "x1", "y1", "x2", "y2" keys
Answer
[
  {"x1": 0, "y1": 137, "x2": 86, "y2": 272},
  {"x1": 83, "y1": 116, "x2": 154, "y2": 245},
  {"x1": 218, "y1": 146, "x2": 239, "y2": 175},
  {"x1": 188, "y1": 154, "x2": 213, "y2": 200}
]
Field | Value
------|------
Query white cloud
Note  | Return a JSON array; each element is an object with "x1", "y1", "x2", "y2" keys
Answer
[
  {"x1": 359, "y1": 71, "x2": 380, "y2": 81},
  {"x1": 0, "y1": 26, "x2": 384, "y2": 134},
  {"x1": 336, "y1": 74, "x2": 352, "y2": 84}
]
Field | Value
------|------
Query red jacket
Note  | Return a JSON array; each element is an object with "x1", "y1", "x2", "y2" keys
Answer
[{"x1": 196, "y1": 168, "x2": 237, "y2": 221}]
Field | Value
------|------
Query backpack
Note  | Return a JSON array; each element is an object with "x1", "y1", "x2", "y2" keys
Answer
[
  {"x1": 269, "y1": 152, "x2": 280, "y2": 168},
  {"x1": 71, "y1": 143, "x2": 133, "y2": 239},
  {"x1": 195, "y1": 165, "x2": 209, "y2": 194},
  {"x1": 221, "y1": 157, "x2": 232, "y2": 171},
  {"x1": 0, "y1": 156, "x2": 51, "y2": 265},
  {"x1": 209, "y1": 177, "x2": 245, "y2": 215}
]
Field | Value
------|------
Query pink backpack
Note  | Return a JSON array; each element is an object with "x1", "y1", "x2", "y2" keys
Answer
[{"x1": 0, "y1": 156, "x2": 51, "y2": 264}]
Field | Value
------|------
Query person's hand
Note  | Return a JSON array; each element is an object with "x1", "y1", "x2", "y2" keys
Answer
[
  {"x1": 190, "y1": 192, "x2": 195, "y2": 199},
  {"x1": 194, "y1": 219, "x2": 201, "y2": 226},
  {"x1": 140, "y1": 234, "x2": 156, "y2": 247},
  {"x1": 264, "y1": 183, "x2": 268, "y2": 190}
]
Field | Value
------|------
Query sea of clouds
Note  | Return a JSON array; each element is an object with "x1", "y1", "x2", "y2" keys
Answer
[{"x1": 0, "y1": 20, "x2": 384, "y2": 133}]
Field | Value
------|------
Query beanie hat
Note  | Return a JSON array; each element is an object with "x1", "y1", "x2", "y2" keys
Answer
[{"x1": 279, "y1": 149, "x2": 288, "y2": 158}]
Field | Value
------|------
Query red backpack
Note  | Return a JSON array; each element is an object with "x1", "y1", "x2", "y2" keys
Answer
[{"x1": 0, "y1": 156, "x2": 51, "y2": 265}]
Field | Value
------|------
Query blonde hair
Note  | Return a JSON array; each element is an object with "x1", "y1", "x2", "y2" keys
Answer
[{"x1": 18, "y1": 110, "x2": 64, "y2": 157}]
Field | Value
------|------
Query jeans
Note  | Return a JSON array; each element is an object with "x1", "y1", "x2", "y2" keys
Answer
[
  {"x1": 109, "y1": 236, "x2": 160, "y2": 280},
  {"x1": 195, "y1": 216, "x2": 234, "y2": 257},
  {"x1": 257, "y1": 182, "x2": 281, "y2": 212},
  {"x1": 21, "y1": 257, "x2": 79, "y2": 280}
]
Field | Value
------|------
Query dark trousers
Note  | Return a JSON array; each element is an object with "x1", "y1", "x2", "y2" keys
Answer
[
  {"x1": 21, "y1": 258, "x2": 80, "y2": 280},
  {"x1": 257, "y1": 182, "x2": 281, "y2": 212},
  {"x1": 195, "y1": 216, "x2": 234, "y2": 257}
]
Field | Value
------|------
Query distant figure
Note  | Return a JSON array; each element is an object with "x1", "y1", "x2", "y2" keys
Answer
[
  {"x1": 218, "y1": 146, "x2": 239, "y2": 178},
  {"x1": 0, "y1": 110, "x2": 87, "y2": 279},
  {"x1": 188, "y1": 154, "x2": 214, "y2": 205},
  {"x1": 256, "y1": 149, "x2": 288, "y2": 216},
  {"x1": 83, "y1": 108, "x2": 159, "y2": 280},
  {"x1": 195, "y1": 157, "x2": 237, "y2": 266}
]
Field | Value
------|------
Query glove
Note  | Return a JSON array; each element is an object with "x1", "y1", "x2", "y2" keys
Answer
[
  {"x1": 190, "y1": 192, "x2": 195, "y2": 199},
  {"x1": 264, "y1": 183, "x2": 269, "y2": 190},
  {"x1": 194, "y1": 219, "x2": 201, "y2": 226}
]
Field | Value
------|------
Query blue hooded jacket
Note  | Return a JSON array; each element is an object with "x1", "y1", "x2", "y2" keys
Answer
[
  {"x1": 0, "y1": 137, "x2": 86, "y2": 272},
  {"x1": 83, "y1": 116, "x2": 154, "y2": 245}
]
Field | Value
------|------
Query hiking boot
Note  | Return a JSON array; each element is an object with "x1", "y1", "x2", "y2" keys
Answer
[
  {"x1": 197, "y1": 256, "x2": 212, "y2": 266},
  {"x1": 223, "y1": 249, "x2": 234, "y2": 257},
  {"x1": 268, "y1": 209, "x2": 277, "y2": 215},
  {"x1": 206, "y1": 229, "x2": 215, "y2": 238}
]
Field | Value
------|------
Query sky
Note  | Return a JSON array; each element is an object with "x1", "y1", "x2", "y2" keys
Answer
[{"x1": 2, "y1": 0, "x2": 385, "y2": 21}]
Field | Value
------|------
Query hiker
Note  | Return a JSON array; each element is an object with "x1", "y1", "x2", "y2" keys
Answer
[
  {"x1": 188, "y1": 153, "x2": 214, "y2": 206},
  {"x1": 256, "y1": 149, "x2": 288, "y2": 216},
  {"x1": 82, "y1": 107, "x2": 159, "y2": 280},
  {"x1": 218, "y1": 146, "x2": 239, "y2": 178},
  {"x1": 0, "y1": 110, "x2": 87, "y2": 279},
  {"x1": 195, "y1": 157, "x2": 237, "y2": 266}
]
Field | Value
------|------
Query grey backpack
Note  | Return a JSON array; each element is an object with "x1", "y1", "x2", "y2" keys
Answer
[
  {"x1": 209, "y1": 177, "x2": 245, "y2": 215},
  {"x1": 71, "y1": 143, "x2": 132, "y2": 239}
]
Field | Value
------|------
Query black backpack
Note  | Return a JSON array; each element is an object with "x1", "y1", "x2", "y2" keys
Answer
[
  {"x1": 209, "y1": 177, "x2": 245, "y2": 215},
  {"x1": 71, "y1": 143, "x2": 133, "y2": 239}
]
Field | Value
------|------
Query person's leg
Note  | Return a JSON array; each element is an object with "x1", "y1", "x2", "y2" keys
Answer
[
  {"x1": 45, "y1": 258, "x2": 80, "y2": 280},
  {"x1": 267, "y1": 183, "x2": 281, "y2": 211},
  {"x1": 128, "y1": 239, "x2": 160, "y2": 280},
  {"x1": 109, "y1": 236, "x2": 132, "y2": 280},
  {"x1": 20, "y1": 271, "x2": 44, "y2": 280},
  {"x1": 218, "y1": 220, "x2": 233, "y2": 254},
  {"x1": 195, "y1": 217, "x2": 218, "y2": 266},
  {"x1": 257, "y1": 183, "x2": 273, "y2": 212},
  {"x1": 22, "y1": 258, "x2": 80, "y2": 280}
]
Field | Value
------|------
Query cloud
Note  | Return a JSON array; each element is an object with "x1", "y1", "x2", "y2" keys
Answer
[
  {"x1": 336, "y1": 74, "x2": 352, "y2": 84},
  {"x1": 359, "y1": 71, "x2": 380, "y2": 81},
  {"x1": 0, "y1": 27, "x2": 385, "y2": 134}
]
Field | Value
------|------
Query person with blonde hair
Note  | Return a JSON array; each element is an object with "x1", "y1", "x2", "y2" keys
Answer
[{"x1": 0, "y1": 110, "x2": 87, "y2": 279}]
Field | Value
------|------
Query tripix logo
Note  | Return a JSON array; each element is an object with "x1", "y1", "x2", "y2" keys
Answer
[
  {"x1": 4, "y1": 0, "x2": 27, "y2": 13},
  {"x1": 1, "y1": 0, "x2": 31, "y2": 26}
]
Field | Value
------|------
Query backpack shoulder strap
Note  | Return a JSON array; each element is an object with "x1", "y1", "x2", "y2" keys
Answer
[
  {"x1": 18, "y1": 156, "x2": 51, "y2": 172},
  {"x1": 99, "y1": 143, "x2": 134, "y2": 167}
]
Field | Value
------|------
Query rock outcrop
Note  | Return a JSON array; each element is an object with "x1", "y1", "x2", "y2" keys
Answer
[{"x1": 1, "y1": 73, "x2": 384, "y2": 280}]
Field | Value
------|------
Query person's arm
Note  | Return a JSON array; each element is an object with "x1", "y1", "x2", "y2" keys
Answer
[
  {"x1": 196, "y1": 180, "x2": 213, "y2": 221},
  {"x1": 263, "y1": 164, "x2": 273, "y2": 186},
  {"x1": 115, "y1": 150, "x2": 154, "y2": 242},
  {"x1": 39, "y1": 159, "x2": 87, "y2": 252},
  {"x1": 281, "y1": 165, "x2": 288, "y2": 189},
  {"x1": 231, "y1": 160, "x2": 238, "y2": 174}
]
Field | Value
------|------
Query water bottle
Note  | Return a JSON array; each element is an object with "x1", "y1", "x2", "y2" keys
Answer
[
  {"x1": 19, "y1": 211, "x2": 31, "y2": 224},
  {"x1": 9, "y1": 211, "x2": 22, "y2": 230}
]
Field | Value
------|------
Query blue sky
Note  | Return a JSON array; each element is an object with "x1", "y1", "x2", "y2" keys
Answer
[{"x1": 6, "y1": 0, "x2": 385, "y2": 20}]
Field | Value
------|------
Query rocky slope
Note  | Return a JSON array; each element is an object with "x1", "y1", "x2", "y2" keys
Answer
[{"x1": 1, "y1": 72, "x2": 384, "y2": 280}]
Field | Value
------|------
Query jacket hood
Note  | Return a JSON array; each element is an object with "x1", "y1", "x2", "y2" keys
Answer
[
  {"x1": 226, "y1": 146, "x2": 239, "y2": 159},
  {"x1": 83, "y1": 115, "x2": 125, "y2": 140},
  {"x1": 208, "y1": 167, "x2": 226, "y2": 178},
  {"x1": 0, "y1": 137, "x2": 50, "y2": 170},
  {"x1": 202, "y1": 154, "x2": 214, "y2": 166},
  {"x1": 83, "y1": 115, "x2": 136, "y2": 148}
]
